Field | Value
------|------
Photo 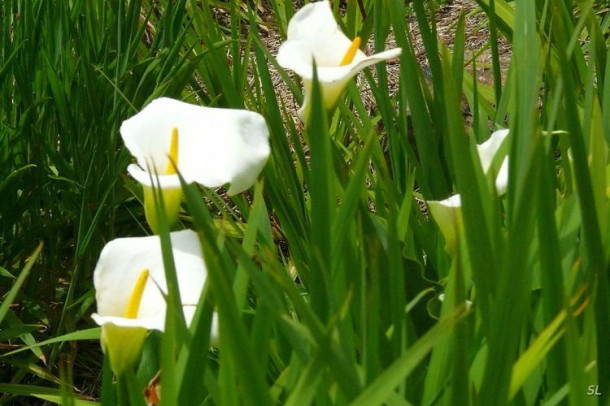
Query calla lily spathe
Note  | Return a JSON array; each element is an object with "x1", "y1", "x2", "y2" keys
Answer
[
  {"x1": 121, "y1": 97, "x2": 270, "y2": 232},
  {"x1": 91, "y1": 229, "x2": 218, "y2": 374},
  {"x1": 276, "y1": 0, "x2": 401, "y2": 121},
  {"x1": 429, "y1": 129, "x2": 510, "y2": 252},
  {"x1": 428, "y1": 194, "x2": 463, "y2": 254},
  {"x1": 476, "y1": 128, "x2": 509, "y2": 194}
]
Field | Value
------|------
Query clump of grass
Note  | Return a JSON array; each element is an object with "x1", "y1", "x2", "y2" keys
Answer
[{"x1": 1, "y1": 0, "x2": 609, "y2": 405}]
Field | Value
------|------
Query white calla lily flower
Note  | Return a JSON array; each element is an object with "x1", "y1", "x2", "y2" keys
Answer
[
  {"x1": 276, "y1": 0, "x2": 401, "y2": 121},
  {"x1": 428, "y1": 194, "x2": 462, "y2": 254},
  {"x1": 91, "y1": 229, "x2": 218, "y2": 374},
  {"x1": 121, "y1": 97, "x2": 270, "y2": 232},
  {"x1": 429, "y1": 129, "x2": 510, "y2": 252},
  {"x1": 476, "y1": 128, "x2": 509, "y2": 194}
]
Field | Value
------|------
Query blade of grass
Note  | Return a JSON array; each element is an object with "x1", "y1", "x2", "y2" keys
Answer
[
  {"x1": 0, "y1": 243, "x2": 43, "y2": 324},
  {"x1": 351, "y1": 307, "x2": 467, "y2": 406}
]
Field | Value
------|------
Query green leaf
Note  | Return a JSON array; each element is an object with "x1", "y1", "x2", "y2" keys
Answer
[
  {"x1": 0, "y1": 384, "x2": 97, "y2": 405},
  {"x1": 2, "y1": 328, "x2": 101, "y2": 357},
  {"x1": 509, "y1": 309, "x2": 566, "y2": 399},
  {"x1": 351, "y1": 308, "x2": 467, "y2": 406},
  {"x1": 0, "y1": 243, "x2": 43, "y2": 325}
]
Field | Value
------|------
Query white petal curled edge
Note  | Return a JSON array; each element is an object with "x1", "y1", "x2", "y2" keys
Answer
[
  {"x1": 476, "y1": 129, "x2": 509, "y2": 173},
  {"x1": 120, "y1": 98, "x2": 270, "y2": 195},
  {"x1": 278, "y1": 41, "x2": 401, "y2": 83},
  {"x1": 285, "y1": 48, "x2": 402, "y2": 120},
  {"x1": 477, "y1": 128, "x2": 509, "y2": 195},
  {"x1": 91, "y1": 313, "x2": 165, "y2": 331},
  {"x1": 127, "y1": 164, "x2": 182, "y2": 189},
  {"x1": 284, "y1": 0, "x2": 358, "y2": 67},
  {"x1": 428, "y1": 194, "x2": 462, "y2": 253}
]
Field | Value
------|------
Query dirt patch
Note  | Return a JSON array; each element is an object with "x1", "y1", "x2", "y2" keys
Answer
[{"x1": 413, "y1": 0, "x2": 512, "y2": 85}]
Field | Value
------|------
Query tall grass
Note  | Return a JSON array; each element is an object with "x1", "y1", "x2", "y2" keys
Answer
[{"x1": 1, "y1": 0, "x2": 609, "y2": 405}]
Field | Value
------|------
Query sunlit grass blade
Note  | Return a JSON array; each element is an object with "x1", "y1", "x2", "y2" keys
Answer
[
  {"x1": 474, "y1": 0, "x2": 515, "y2": 38},
  {"x1": 488, "y1": 0, "x2": 503, "y2": 104},
  {"x1": 351, "y1": 307, "x2": 467, "y2": 406},
  {"x1": 2, "y1": 328, "x2": 101, "y2": 358},
  {"x1": 0, "y1": 384, "x2": 98, "y2": 406},
  {"x1": 0, "y1": 243, "x2": 43, "y2": 324},
  {"x1": 284, "y1": 353, "x2": 325, "y2": 406},
  {"x1": 509, "y1": 308, "x2": 566, "y2": 400}
]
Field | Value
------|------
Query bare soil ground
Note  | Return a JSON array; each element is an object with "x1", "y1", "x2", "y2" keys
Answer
[{"x1": 421, "y1": 0, "x2": 512, "y2": 84}]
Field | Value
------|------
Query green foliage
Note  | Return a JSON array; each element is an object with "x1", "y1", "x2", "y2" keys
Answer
[{"x1": 1, "y1": 0, "x2": 609, "y2": 405}]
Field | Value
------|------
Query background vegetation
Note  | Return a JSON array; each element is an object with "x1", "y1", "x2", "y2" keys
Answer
[{"x1": 1, "y1": 0, "x2": 609, "y2": 405}]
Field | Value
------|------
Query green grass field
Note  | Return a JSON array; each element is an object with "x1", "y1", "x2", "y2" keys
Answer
[{"x1": 1, "y1": 0, "x2": 610, "y2": 405}]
